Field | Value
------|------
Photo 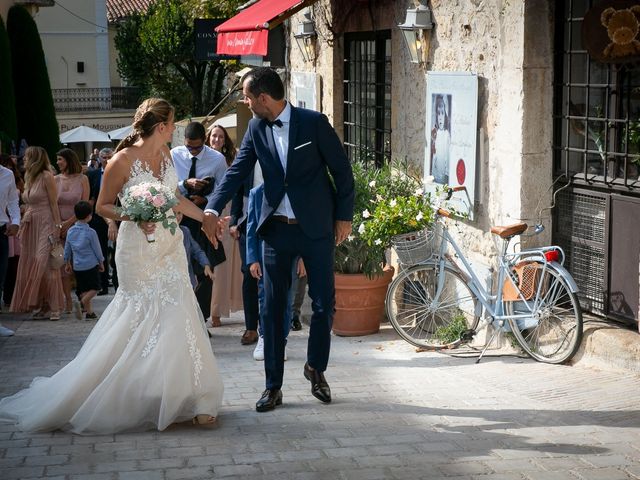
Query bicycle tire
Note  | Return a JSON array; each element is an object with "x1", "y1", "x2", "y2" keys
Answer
[
  {"x1": 386, "y1": 263, "x2": 480, "y2": 349},
  {"x1": 505, "y1": 263, "x2": 583, "y2": 364}
]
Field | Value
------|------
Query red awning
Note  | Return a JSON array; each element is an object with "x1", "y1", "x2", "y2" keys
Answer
[{"x1": 216, "y1": 0, "x2": 315, "y2": 56}]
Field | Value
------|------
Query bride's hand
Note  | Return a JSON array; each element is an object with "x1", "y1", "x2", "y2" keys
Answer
[
  {"x1": 217, "y1": 216, "x2": 230, "y2": 240},
  {"x1": 138, "y1": 221, "x2": 156, "y2": 235}
]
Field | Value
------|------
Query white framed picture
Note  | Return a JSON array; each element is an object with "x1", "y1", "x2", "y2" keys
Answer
[
  {"x1": 291, "y1": 71, "x2": 321, "y2": 112},
  {"x1": 424, "y1": 72, "x2": 478, "y2": 218}
]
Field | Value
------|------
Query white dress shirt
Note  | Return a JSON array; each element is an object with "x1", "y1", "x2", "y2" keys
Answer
[
  {"x1": 0, "y1": 166, "x2": 20, "y2": 227},
  {"x1": 170, "y1": 144, "x2": 228, "y2": 205},
  {"x1": 270, "y1": 102, "x2": 295, "y2": 219}
]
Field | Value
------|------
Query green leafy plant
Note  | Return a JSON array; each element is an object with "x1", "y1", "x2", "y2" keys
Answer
[
  {"x1": 434, "y1": 310, "x2": 468, "y2": 344},
  {"x1": 334, "y1": 158, "x2": 424, "y2": 278}
]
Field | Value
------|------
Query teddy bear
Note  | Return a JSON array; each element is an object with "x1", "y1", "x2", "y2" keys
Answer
[{"x1": 601, "y1": 5, "x2": 640, "y2": 58}]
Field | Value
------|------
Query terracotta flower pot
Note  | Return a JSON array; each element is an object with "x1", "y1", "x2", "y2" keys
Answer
[{"x1": 332, "y1": 266, "x2": 395, "y2": 336}]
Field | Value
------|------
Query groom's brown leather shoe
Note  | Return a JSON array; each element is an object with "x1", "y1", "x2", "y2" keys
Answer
[
  {"x1": 304, "y1": 363, "x2": 331, "y2": 403},
  {"x1": 256, "y1": 388, "x2": 282, "y2": 412}
]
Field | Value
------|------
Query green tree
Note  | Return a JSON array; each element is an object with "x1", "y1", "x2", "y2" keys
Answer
[
  {"x1": 115, "y1": 0, "x2": 243, "y2": 117},
  {"x1": 0, "y1": 15, "x2": 17, "y2": 154},
  {"x1": 7, "y1": 5, "x2": 60, "y2": 160}
]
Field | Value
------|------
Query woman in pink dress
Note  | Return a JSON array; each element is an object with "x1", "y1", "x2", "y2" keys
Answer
[
  {"x1": 55, "y1": 148, "x2": 90, "y2": 313},
  {"x1": 206, "y1": 125, "x2": 243, "y2": 327},
  {"x1": 10, "y1": 147, "x2": 65, "y2": 320}
]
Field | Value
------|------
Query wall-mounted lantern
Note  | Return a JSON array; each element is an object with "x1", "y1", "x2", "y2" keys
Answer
[
  {"x1": 398, "y1": 1, "x2": 434, "y2": 65},
  {"x1": 294, "y1": 9, "x2": 316, "y2": 63}
]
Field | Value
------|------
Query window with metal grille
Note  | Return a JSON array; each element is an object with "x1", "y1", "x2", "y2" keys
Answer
[
  {"x1": 343, "y1": 31, "x2": 392, "y2": 166},
  {"x1": 553, "y1": 1, "x2": 640, "y2": 191}
]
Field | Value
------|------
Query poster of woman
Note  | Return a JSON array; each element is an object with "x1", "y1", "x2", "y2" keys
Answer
[
  {"x1": 430, "y1": 94, "x2": 452, "y2": 184},
  {"x1": 424, "y1": 72, "x2": 478, "y2": 219}
]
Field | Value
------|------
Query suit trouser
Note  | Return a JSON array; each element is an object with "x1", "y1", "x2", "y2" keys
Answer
[
  {"x1": 182, "y1": 216, "x2": 225, "y2": 321},
  {"x1": 261, "y1": 220, "x2": 334, "y2": 390},
  {"x1": 238, "y1": 230, "x2": 259, "y2": 331},
  {"x1": 89, "y1": 217, "x2": 109, "y2": 292},
  {"x1": 0, "y1": 226, "x2": 9, "y2": 299}
]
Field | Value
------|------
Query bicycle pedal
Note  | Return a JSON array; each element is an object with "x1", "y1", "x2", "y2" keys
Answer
[{"x1": 460, "y1": 329, "x2": 476, "y2": 342}]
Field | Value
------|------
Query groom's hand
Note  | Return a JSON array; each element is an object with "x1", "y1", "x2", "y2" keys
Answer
[{"x1": 202, "y1": 212, "x2": 219, "y2": 248}]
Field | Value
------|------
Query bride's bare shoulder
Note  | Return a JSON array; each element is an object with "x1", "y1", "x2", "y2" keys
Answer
[{"x1": 109, "y1": 149, "x2": 136, "y2": 171}]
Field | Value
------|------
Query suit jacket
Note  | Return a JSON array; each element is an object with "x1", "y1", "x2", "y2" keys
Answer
[
  {"x1": 86, "y1": 169, "x2": 107, "y2": 231},
  {"x1": 208, "y1": 106, "x2": 355, "y2": 240}
]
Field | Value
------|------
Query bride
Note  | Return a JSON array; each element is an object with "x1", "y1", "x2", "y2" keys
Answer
[{"x1": 0, "y1": 98, "x2": 224, "y2": 434}]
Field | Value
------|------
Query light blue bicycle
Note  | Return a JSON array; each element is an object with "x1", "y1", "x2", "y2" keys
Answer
[{"x1": 385, "y1": 187, "x2": 583, "y2": 364}]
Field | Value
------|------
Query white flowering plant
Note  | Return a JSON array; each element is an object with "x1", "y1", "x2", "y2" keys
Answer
[
  {"x1": 335, "y1": 158, "x2": 426, "y2": 278},
  {"x1": 117, "y1": 182, "x2": 179, "y2": 242},
  {"x1": 360, "y1": 187, "x2": 434, "y2": 250}
]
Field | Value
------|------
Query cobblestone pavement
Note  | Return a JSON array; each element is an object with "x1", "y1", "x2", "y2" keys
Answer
[{"x1": 1, "y1": 294, "x2": 640, "y2": 480}]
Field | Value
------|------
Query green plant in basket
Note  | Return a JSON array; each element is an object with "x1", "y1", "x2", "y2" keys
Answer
[{"x1": 361, "y1": 192, "x2": 434, "y2": 249}]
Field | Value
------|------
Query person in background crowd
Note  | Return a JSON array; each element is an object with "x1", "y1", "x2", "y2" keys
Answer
[
  {"x1": 171, "y1": 122, "x2": 227, "y2": 323},
  {"x1": 206, "y1": 124, "x2": 243, "y2": 328},
  {"x1": 88, "y1": 148, "x2": 100, "y2": 171},
  {"x1": 176, "y1": 211, "x2": 214, "y2": 290},
  {"x1": 86, "y1": 148, "x2": 113, "y2": 295},
  {"x1": 0, "y1": 158, "x2": 21, "y2": 336},
  {"x1": 55, "y1": 148, "x2": 90, "y2": 313},
  {"x1": 246, "y1": 183, "x2": 306, "y2": 361},
  {"x1": 10, "y1": 147, "x2": 65, "y2": 321},
  {"x1": 63, "y1": 201, "x2": 104, "y2": 320},
  {"x1": 0, "y1": 155, "x2": 23, "y2": 309}
]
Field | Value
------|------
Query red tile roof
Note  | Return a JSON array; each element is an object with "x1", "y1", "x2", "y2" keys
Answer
[{"x1": 106, "y1": 0, "x2": 152, "y2": 23}]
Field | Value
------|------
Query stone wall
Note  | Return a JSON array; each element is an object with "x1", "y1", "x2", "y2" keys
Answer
[{"x1": 286, "y1": 0, "x2": 555, "y2": 268}]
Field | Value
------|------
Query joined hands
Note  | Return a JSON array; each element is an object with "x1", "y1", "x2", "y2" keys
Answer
[{"x1": 202, "y1": 213, "x2": 228, "y2": 248}]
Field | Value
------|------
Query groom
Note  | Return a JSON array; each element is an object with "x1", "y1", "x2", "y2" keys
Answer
[{"x1": 203, "y1": 67, "x2": 354, "y2": 412}]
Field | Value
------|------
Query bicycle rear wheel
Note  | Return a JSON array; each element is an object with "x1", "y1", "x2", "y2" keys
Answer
[
  {"x1": 386, "y1": 263, "x2": 479, "y2": 349},
  {"x1": 506, "y1": 264, "x2": 582, "y2": 364}
]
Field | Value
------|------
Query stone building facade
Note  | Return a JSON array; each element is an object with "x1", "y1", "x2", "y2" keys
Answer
[{"x1": 283, "y1": 0, "x2": 639, "y2": 327}]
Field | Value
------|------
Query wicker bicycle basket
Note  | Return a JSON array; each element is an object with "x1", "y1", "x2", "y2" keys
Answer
[
  {"x1": 391, "y1": 227, "x2": 437, "y2": 265},
  {"x1": 503, "y1": 261, "x2": 544, "y2": 301}
]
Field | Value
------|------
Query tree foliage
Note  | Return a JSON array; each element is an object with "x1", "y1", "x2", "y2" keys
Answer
[
  {"x1": 0, "y1": 15, "x2": 17, "y2": 154},
  {"x1": 7, "y1": 5, "x2": 60, "y2": 160},
  {"x1": 115, "y1": 0, "x2": 244, "y2": 117}
]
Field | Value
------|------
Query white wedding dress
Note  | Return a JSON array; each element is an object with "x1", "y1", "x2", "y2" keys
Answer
[{"x1": 0, "y1": 158, "x2": 224, "y2": 434}]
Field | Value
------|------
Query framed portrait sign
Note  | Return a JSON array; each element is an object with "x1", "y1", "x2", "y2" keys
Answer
[
  {"x1": 424, "y1": 72, "x2": 478, "y2": 219},
  {"x1": 291, "y1": 72, "x2": 321, "y2": 112}
]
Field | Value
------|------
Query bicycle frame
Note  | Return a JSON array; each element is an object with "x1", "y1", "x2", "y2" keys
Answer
[{"x1": 428, "y1": 216, "x2": 579, "y2": 327}]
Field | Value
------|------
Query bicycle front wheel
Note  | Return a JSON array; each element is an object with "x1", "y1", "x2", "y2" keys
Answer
[
  {"x1": 386, "y1": 263, "x2": 480, "y2": 349},
  {"x1": 506, "y1": 264, "x2": 583, "y2": 364}
]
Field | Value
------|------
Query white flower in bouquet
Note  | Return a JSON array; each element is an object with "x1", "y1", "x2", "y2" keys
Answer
[{"x1": 117, "y1": 182, "x2": 179, "y2": 243}]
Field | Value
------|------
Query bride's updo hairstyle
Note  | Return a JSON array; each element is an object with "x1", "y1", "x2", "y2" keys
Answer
[{"x1": 115, "y1": 98, "x2": 175, "y2": 152}]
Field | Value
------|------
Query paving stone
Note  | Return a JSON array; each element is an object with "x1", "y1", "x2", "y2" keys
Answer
[
  {"x1": 1, "y1": 310, "x2": 640, "y2": 479},
  {"x1": 118, "y1": 472, "x2": 165, "y2": 480}
]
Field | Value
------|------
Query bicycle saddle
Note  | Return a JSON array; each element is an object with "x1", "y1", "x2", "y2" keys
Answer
[{"x1": 490, "y1": 222, "x2": 528, "y2": 238}]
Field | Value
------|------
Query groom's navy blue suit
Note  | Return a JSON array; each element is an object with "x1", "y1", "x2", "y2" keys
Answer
[{"x1": 208, "y1": 105, "x2": 354, "y2": 390}]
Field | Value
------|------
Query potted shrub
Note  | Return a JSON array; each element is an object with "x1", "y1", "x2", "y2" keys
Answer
[{"x1": 332, "y1": 159, "x2": 427, "y2": 336}]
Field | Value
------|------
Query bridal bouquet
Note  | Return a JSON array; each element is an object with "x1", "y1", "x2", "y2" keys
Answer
[{"x1": 117, "y1": 182, "x2": 179, "y2": 242}]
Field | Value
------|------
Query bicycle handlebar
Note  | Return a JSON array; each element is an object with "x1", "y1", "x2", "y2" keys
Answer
[{"x1": 434, "y1": 185, "x2": 467, "y2": 217}]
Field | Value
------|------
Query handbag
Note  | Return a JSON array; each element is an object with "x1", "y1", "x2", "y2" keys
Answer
[{"x1": 48, "y1": 234, "x2": 65, "y2": 270}]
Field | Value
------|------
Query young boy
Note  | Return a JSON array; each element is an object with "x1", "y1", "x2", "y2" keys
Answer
[
  {"x1": 64, "y1": 201, "x2": 104, "y2": 320},
  {"x1": 176, "y1": 211, "x2": 214, "y2": 289},
  {"x1": 246, "y1": 184, "x2": 306, "y2": 361}
]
